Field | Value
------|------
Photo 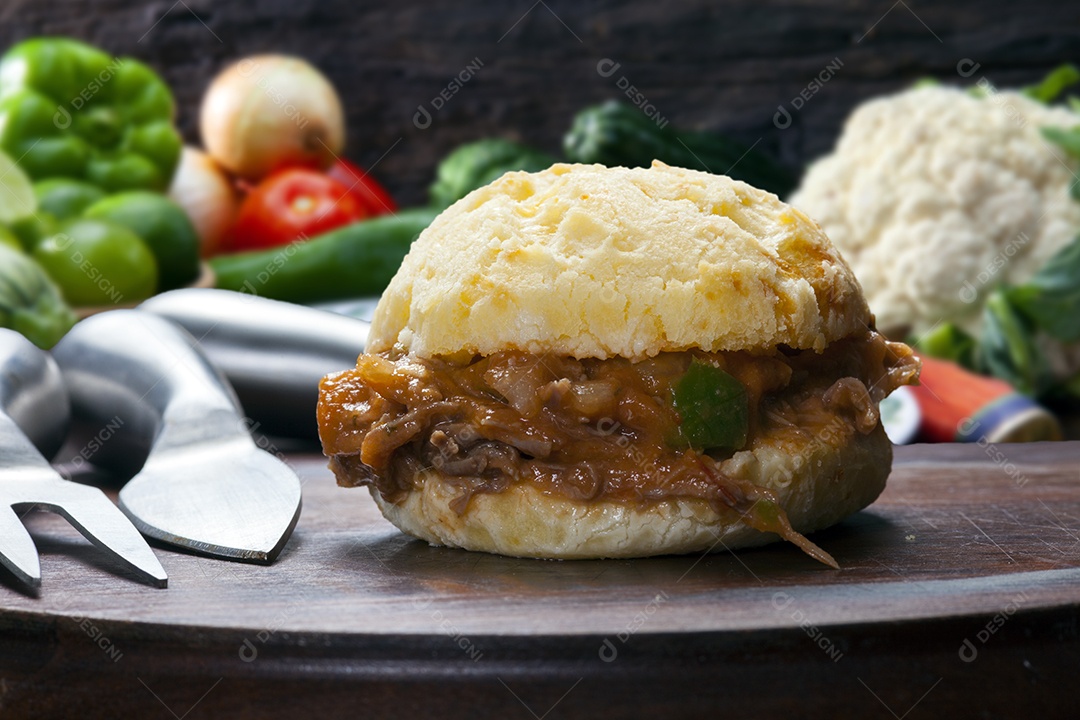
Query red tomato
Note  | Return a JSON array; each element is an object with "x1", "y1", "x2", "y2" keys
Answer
[
  {"x1": 228, "y1": 168, "x2": 368, "y2": 251},
  {"x1": 327, "y1": 159, "x2": 398, "y2": 216}
]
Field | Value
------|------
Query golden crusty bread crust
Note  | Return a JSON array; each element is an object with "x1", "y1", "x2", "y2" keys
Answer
[
  {"x1": 369, "y1": 161, "x2": 871, "y2": 360},
  {"x1": 372, "y1": 415, "x2": 890, "y2": 559}
]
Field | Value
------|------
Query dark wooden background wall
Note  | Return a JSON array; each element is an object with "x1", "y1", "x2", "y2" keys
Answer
[{"x1": 1, "y1": 0, "x2": 1077, "y2": 205}]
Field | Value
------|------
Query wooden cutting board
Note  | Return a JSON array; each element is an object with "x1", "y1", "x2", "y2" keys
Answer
[{"x1": 1, "y1": 442, "x2": 1078, "y2": 719}]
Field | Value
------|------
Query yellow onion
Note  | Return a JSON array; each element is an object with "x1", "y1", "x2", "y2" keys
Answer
[
  {"x1": 200, "y1": 55, "x2": 345, "y2": 181},
  {"x1": 168, "y1": 146, "x2": 239, "y2": 257}
]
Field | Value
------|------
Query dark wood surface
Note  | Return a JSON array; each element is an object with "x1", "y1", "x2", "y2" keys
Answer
[
  {"x1": 1, "y1": 442, "x2": 1079, "y2": 718},
  {"x1": 1, "y1": 1, "x2": 1077, "y2": 205}
]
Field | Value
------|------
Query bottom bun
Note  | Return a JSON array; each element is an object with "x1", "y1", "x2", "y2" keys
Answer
[{"x1": 370, "y1": 420, "x2": 892, "y2": 560}]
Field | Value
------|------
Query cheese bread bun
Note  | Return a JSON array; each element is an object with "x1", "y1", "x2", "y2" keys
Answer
[{"x1": 319, "y1": 162, "x2": 919, "y2": 563}]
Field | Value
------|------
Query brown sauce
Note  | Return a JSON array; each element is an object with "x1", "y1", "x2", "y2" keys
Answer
[{"x1": 318, "y1": 331, "x2": 919, "y2": 513}]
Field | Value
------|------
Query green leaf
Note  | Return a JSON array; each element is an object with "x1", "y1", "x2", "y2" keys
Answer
[
  {"x1": 976, "y1": 289, "x2": 1052, "y2": 397},
  {"x1": 915, "y1": 323, "x2": 977, "y2": 370},
  {"x1": 672, "y1": 360, "x2": 748, "y2": 452},
  {"x1": 1041, "y1": 126, "x2": 1080, "y2": 159},
  {"x1": 1023, "y1": 64, "x2": 1080, "y2": 103},
  {"x1": 1009, "y1": 235, "x2": 1080, "y2": 342}
]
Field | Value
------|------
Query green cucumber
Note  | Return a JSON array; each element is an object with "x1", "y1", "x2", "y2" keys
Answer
[
  {"x1": 564, "y1": 101, "x2": 796, "y2": 196},
  {"x1": 430, "y1": 138, "x2": 557, "y2": 208},
  {"x1": 210, "y1": 208, "x2": 438, "y2": 304},
  {"x1": 0, "y1": 244, "x2": 77, "y2": 349}
]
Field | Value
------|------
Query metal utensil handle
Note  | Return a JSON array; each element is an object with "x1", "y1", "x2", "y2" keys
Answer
[
  {"x1": 139, "y1": 289, "x2": 369, "y2": 439},
  {"x1": 52, "y1": 310, "x2": 246, "y2": 475},
  {"x1": 0, "y1": 329, "x2": 70, "y2": 460}
]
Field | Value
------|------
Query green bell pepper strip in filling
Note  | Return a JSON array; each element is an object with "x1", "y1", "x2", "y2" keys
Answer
[
  {"x1": 694, "y1": 455, "x2": 839, "y2": 569},
  {"x1": 0, "y1": 37, "x2": 181, "y2": 192},
  {"x1": 672, "y1": 359, "x2": 838, "y2": 568},
  {"x1": 671, "y1": 359, "x2": 749, "y2": 452}
]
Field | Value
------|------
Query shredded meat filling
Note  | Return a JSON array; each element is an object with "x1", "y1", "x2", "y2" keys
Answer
[{"x1": 319, "y1": 331, "x2": 919, "y2": 519}]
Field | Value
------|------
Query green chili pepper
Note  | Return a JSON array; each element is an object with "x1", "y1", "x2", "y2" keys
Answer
[
  {"x1": 0, "y1": 37, "x2": 182, "y2": 192},
  {"x1": 671, "y1": 359, "x2": 748, "y2": 452},
  {"x1": 210, "y1": 208, "x2": 439, "y2": 303}
]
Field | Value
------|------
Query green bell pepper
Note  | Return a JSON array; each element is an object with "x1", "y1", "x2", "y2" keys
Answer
[
  {"x1": 0, "y1": 37, "x2": 182, "y2": 192},
  {"x1": 33, "y1": 178, "x2": 106, "y2": 220},
  {"x1": 671, "y1": 360, "x2": 749, "y2": 452}
]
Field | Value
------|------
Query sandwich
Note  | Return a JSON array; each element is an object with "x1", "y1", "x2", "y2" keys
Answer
[{"x1": 318, "y1": 161, "x2": 919, "y2": 565}]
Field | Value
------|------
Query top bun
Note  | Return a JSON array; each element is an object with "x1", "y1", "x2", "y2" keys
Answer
[{"x1": 369, "y1": 162, "x2": 870, "y2": 360}]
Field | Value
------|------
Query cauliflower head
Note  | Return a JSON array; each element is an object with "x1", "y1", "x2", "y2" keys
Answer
[{"x1": 790, "y1": 85, "x2": 1080, "y2": 337}]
